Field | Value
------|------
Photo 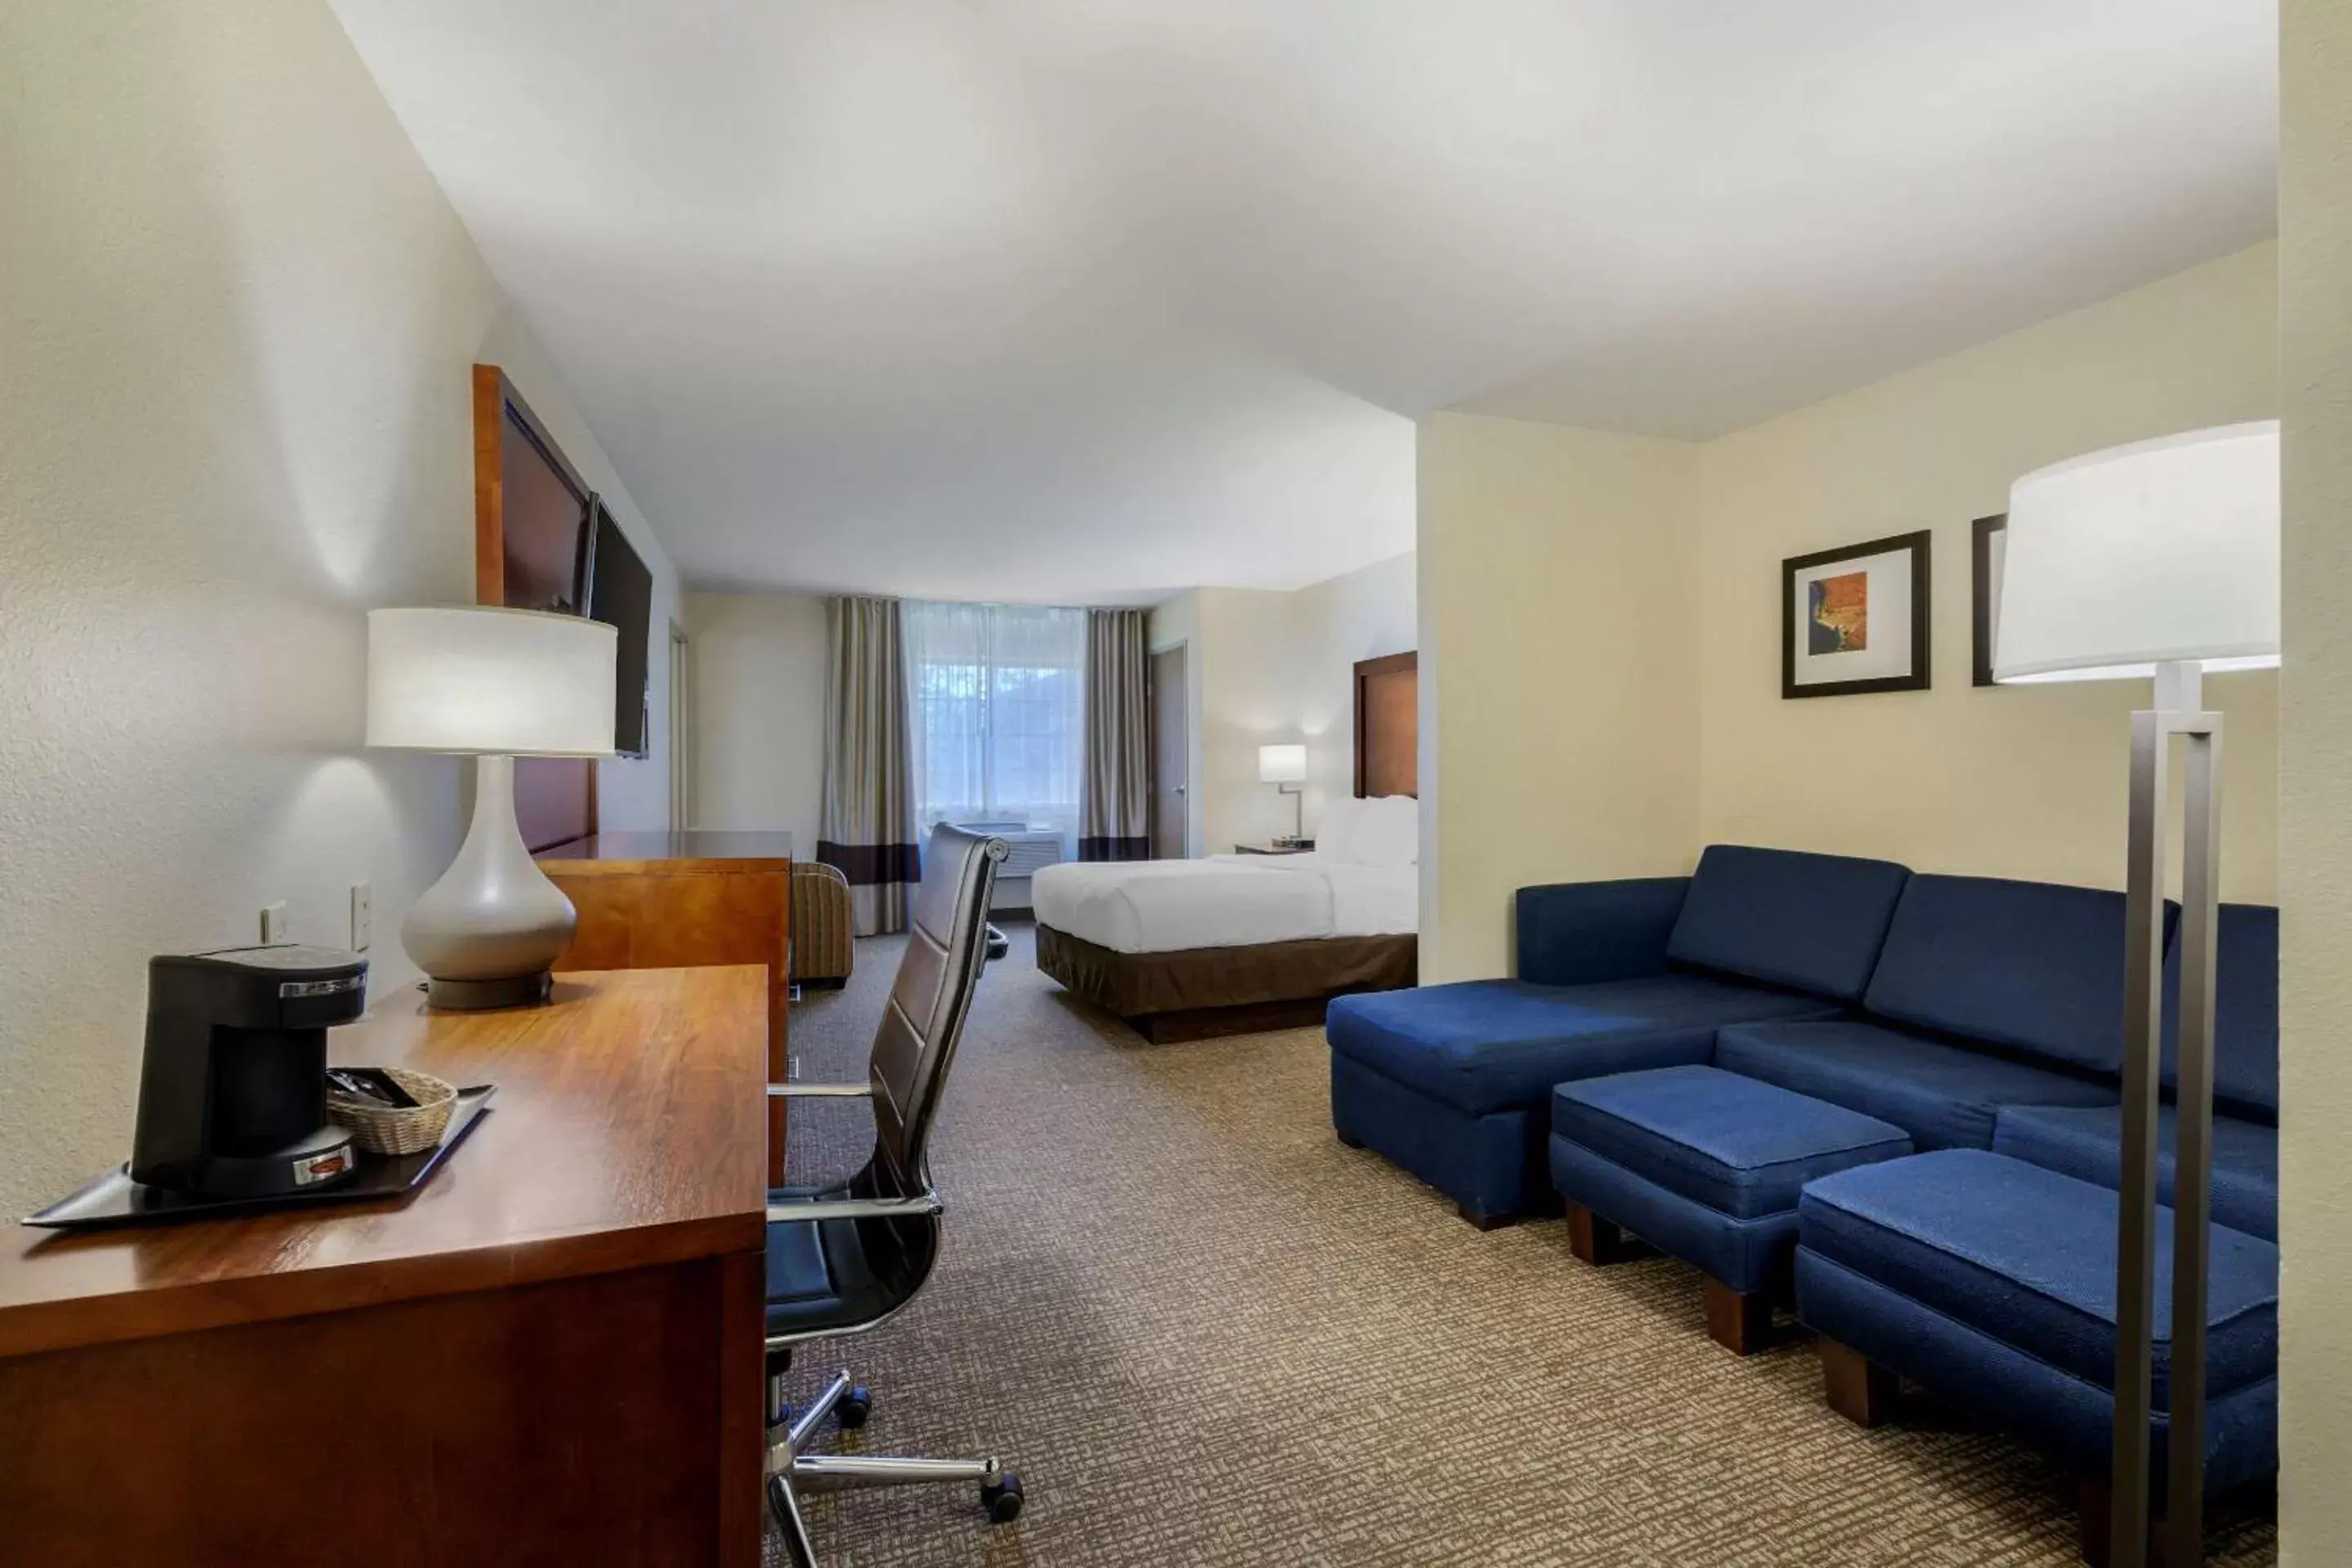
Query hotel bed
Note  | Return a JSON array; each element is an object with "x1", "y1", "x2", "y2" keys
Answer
[{"x1": 1033, "y1": 653, "x2": 1420, "y2": 1041}]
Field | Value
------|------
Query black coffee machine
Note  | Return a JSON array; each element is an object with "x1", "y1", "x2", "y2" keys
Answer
[{"x1": 130, "y1": 945, "x2": 370, "y2": 1198}]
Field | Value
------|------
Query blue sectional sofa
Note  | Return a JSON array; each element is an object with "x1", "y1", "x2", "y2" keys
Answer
[
  {"x1": 1325, "y1": 843, "x2": 2280, "y2": 1557},
  {"x1": 1327, "y1": 845, "x2": 1909, "y2": 1227}
]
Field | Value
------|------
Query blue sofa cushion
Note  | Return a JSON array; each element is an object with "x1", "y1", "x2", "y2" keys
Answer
[
  {"x1": 1861, "y1": 874, "x2": 2153, "y2": 1077},
  {"x1": 2163, "y1": 903, "x2": 2279, "y2": 1122},
  {"x1": 1715, "y1": 1019, "x2": 2116, "y2": 1151},
  {"x1": 1664, "y1": 845, "x2": 1909, "y2": 1002},
  {"x1": 1552, "y1": 1066, "x2": 1911, "y2": 1219},
  {"x1": 1325, "y1": 977, "x2": 1842, "y2": 1116},
  {"x1": 1800, "y1": 1150, "x2": 2278, "y2": 1406},
  {"x1": 1516, "y1": 876, "x2": 1690, "y2": 987},
  {"x1": 1993, "y1": 1103, "x2": 2278, "y2": 1243}
]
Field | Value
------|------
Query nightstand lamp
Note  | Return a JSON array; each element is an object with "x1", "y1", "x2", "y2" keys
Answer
[
  {"x1": 368, "y1": 607, "x2": 617, "y2": 1009},
  {"x1": 1258, "y1": 743, "x2": 1307, "y2": 844},
  {"x1": 1994, "y1": 420, "x2": 2278, "y2": 1568}
]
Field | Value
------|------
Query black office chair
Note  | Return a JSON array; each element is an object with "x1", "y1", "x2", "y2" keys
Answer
[{"x1": 762, "y1": 823, "x2": 1018, "y2": 1566}]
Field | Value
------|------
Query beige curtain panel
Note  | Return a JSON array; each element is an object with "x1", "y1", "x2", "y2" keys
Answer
[
  {"x1": 817, "y1": 595, "x2": 918, "y2": 935},
  {"x1": 1080, "y1": 607, "x2": 1152, "y2": 861}
]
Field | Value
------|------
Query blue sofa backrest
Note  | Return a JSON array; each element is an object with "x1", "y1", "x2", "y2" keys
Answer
[
  {"x1": 1863, "y1": 874, "x2": 2160, "y2": 1077},
  {"x1": 1664, "y1": 845, "x2": 1909, "y2": 1001},
  {"x1": 2164, "y1": 903, "x2": 2279, "y2": 1123}
]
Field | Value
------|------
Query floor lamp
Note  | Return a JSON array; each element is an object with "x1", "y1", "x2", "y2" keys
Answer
[{"x1": 1993, "y1": 421, "x2": 2280, "y2": 1568}]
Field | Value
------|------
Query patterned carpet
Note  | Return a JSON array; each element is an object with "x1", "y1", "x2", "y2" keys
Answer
[{"x1": 764, "y1": 925, "x2": 2275, "y2": 1567}]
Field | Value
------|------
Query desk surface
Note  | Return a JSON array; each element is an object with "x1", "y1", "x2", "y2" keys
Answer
[
  {"x1": 0, "y1": 966, "x2": 770, "y2": 1361},
  {"x1": 538, "y1": 831, "x2": 795, "y2": 871}
]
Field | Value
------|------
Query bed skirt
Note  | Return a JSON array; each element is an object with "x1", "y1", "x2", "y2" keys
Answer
[{"x1": 1036, "y1": 922, "x2": 1417, "y2": 1041}]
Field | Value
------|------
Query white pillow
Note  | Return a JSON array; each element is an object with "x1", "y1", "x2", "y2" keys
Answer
[
  {"x1": 1351, "y1": 795, "x2": 1419, "y2": 867},
  {"x1": 1316, "y1": 797, "x2": 1366, "y2": 862}
]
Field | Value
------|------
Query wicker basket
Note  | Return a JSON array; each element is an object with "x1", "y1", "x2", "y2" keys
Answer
[{"x1": 327, "y1": 1067, "x2": 459, "y2": 1156}]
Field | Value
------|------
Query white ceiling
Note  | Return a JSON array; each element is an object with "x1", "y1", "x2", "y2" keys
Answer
[{"x1": 328, "y1": 1, "x2": 2276, "y2": 605}]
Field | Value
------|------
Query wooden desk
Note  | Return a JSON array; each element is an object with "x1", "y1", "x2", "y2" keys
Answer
[
  {"x1": 537, "y1": 831, "x2": 793, "y2": 1183},
  {"x1": 0, "y1": 968, "x2": 770, "y2": 1568}
]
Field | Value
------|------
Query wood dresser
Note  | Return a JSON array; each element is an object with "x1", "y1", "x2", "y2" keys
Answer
[
  {"x1": 0, "y1": 967, "x2": 772, "y2": 1568},
  {"x1": 537, "y1": 831, "x2": 794, "y2": 1183}
]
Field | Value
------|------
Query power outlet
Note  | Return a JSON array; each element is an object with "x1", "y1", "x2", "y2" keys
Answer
[
  {"x1": 259, "y1": 902, "x2": 289, "y2": 945},
  {"x1": 350, "y1": 882, "x2": 372, "y2": 953}
]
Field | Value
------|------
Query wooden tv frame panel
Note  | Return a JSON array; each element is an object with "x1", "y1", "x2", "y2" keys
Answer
[{"x1": 473, "y1": 364, "x2": 599, "y2": 849}]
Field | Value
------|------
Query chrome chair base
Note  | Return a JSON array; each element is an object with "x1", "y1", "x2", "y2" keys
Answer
[{"x1": 765, "y1": 1369, "x2": 1024, "y2": 1566}]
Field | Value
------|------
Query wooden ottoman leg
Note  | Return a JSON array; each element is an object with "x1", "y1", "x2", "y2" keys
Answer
[
  {"x1": 1456, "y1": 1203, "x2": 1517, "y2": 1232},
  {"x1": 1703, "y1": 1277, "x2": 1772, "y2": 1355},
  {"x1": 1566, "y1": 1203, "x2": 1635, "y2": 1264},
  {"x1": 1820, "y1": 1339, "x2": 1899, "y2": 1428},
  {"x1": 1335, "y1": 1129, "x2": 1365, "y2": 1149}
]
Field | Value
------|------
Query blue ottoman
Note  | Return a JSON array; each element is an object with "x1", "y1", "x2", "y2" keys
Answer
[
  {"x1": 1549, "y1": 1065, "x2": 1913, "y2": 1354},
  {"x1": 1796, "y1": 1149, "x2": 2278, "y2": 1555}
]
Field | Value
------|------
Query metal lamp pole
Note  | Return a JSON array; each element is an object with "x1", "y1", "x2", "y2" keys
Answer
[{"x1": 2111, "y1": 657, "x2": 2223, "y2": 1568}]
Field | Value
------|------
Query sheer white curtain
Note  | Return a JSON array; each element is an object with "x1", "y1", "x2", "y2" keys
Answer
[{"x1": 902, "y1": 601, "x2": 1086, "y2": 848}]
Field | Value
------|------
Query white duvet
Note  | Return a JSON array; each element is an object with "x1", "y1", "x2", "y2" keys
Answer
[{"x1": 1031, "y1": 853, "x2": 1417, "y2": 955}]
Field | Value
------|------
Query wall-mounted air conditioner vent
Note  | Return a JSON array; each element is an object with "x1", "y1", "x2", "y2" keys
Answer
[{"x1": 954, "y1": 822, "x2": 1065, "y2": 909}]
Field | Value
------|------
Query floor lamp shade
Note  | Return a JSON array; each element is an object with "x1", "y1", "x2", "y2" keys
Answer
[
  {"x1": 1993, "y1": 421, "x2": 2280, "y2": 684},
  {"x1": 366, "y1": 607, "x2": 617, "y2": 1009},
  {"x1": 367, "y1": 607, "x2": 617, "y2": 756}
]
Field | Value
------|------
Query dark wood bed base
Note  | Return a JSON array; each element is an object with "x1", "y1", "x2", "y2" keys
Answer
[{"x1": 1035, "y1": 923, "x2": 1417, "y2": 1043}]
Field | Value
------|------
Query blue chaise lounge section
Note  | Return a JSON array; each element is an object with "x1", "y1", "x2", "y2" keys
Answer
[{"x1": 1326, "y1": 845, "x2": 1908, "y2": 1227}]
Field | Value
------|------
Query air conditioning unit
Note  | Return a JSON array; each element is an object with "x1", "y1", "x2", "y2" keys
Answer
[{"x1": 955, "y1": 822, "x2": 1066, "y2": 911}]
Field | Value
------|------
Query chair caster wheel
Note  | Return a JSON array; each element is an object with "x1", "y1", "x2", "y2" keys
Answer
[
  {"x1": 837, "y1": 1388, "x2": 872, "y2": 1428},
  {"x1": 982, "y1": 1473, "x2": 1023, "y2": 1523}
]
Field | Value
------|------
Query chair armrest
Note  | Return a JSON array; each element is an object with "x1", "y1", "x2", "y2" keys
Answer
[
  {"x1": 1514, "y1": 876, "x2": 1691, "y2": 986},
  {"x1": 765, "y1": 1192, "x2": 943, "y2": 1224},
  {"x1": 768, "y1": 1082, "x2": 874, "y2": 1098}
]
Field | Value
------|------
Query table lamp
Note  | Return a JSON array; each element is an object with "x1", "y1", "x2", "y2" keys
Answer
[
  {"x1": 1994, "y1": 420, "x2": 2279, "y2": 1568},
  {"x1": 1258, "y1": 743, "x2": 1307, "y2": 842},
  {"x1": 368, "y1": 607, "x2": 617, "y2": 1009}
]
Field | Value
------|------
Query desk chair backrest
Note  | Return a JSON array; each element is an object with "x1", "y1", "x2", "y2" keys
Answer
[{"x1": 866, "y1": 824, "x2": 1007, "y2": 1191}]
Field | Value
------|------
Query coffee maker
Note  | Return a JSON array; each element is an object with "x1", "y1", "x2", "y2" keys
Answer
[{"x1": 130, "y1": 945, "x2": 370, "y2": 1198}]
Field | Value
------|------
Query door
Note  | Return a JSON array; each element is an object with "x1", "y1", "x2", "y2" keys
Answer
[{"x1": 1148, "y1": 644, "x2": 1189, "y2": 858}]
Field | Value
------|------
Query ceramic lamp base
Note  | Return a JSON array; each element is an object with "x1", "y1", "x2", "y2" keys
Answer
[
  {"x1": 425, "y1": 970, "x2": 555, "y2": 1011},
  {"x1": 403, "y1": 755, "x2": 578, "y2": 1009}
]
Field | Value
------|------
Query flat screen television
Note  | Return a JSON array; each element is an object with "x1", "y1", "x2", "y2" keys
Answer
[{"x1": 584, "y1": 498, "x2": 653, "y2": 760}]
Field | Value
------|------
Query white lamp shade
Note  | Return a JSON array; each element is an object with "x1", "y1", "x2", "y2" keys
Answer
[
  {"x1": 368, "y1": 607, "x2": 617, "y2": 756},
  {"x1": 1258, "y1": 744, "x2": 1307, "y2": 784},
  {"x1": 1993, "y1": 421, "x2": 2280, "y2": 684}
]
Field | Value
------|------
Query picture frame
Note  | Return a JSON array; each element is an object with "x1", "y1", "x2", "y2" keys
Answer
[
  {"x1": 1971, "y1": 513, "x2": 2007, "y2": 688},
  {"x1": 1780, "y1": 529, "x2": 1931, "y2": 699}
]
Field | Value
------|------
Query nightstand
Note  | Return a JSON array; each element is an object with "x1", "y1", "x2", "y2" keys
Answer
[{"x1": 1235, "y1": 841, "x2": 1315, "y2": 855}]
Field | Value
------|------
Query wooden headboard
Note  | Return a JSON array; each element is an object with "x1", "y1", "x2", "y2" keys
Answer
[{"x1": 1353, "y1": 651, "x2": 1419, "y2": 798}]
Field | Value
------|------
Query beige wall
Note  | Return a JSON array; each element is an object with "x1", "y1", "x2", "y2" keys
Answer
[
  {"x1": 1696, "y1": 246, "x2": 2280, "y2": 900},
  {"x1": 1294, "y1": 551, "x2": 1418, "y2": 830},
  {"x1": 0, "y1": 0, "x2": 674, "y2": 1218},
  {"x1": 1146, "y1": 554, "x2": 1418, "y2": 856},
  {"x1": 1193, "y1": 587, "x2": 1307, "y2": 853},
  {"x1": 1417, "y1": 412, "x2": 1704, "y2": 982},
  {"x1": 2278, "y1": 0, "x2": 2351, "y2": 1554},
  {"x1": 686, "y1": 590, "x2": 828, "y2": 850}
]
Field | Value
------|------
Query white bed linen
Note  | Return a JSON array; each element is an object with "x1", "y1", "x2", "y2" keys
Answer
[{"x1": 1031, "y1": 854, "x2": 1415, "y2": 954}]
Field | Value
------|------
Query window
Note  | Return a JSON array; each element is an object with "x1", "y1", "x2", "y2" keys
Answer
[{"x1": 903, "y1": 601, "x2": 1086, "y2": 847}]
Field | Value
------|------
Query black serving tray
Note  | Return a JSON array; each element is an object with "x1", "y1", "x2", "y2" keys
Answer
[{"x1": 20, "y1": 1085, "x2": 497, "y2": 1231}]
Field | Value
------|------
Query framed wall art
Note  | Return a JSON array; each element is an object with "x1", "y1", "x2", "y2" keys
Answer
[
  {"x1": 1780, "y1": 529, "x2": 1931, "y2": 699},
  {"x1": 1971, "y1": 512, "x2": 2007, "y2": 687}
]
